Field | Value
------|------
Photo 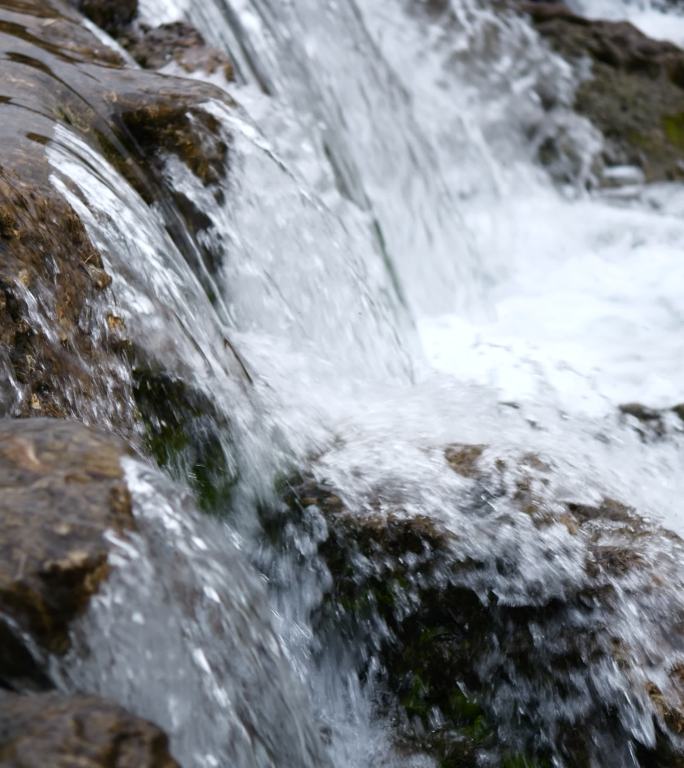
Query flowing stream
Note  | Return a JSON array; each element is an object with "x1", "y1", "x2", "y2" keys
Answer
[{"x1": 34, "y1": 0, "x2": 684, "y2": 765}]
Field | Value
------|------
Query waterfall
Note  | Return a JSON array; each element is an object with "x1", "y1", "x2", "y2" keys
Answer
[{"x1": 11, "y1": 0, "x2": 683, "y2": 765}]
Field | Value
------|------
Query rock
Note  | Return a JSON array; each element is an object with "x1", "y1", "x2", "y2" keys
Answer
[
  {"x1": 0, "y1": 169, "x2": 133, "y2": 424},
  {"x1": 0, "y1": 691, "x2": 179, "y2": 767},
  {"x1": 620, "y1": 402, "x2": 666, "y2": 423},
  {"x1": 618, "y1": 402, "x2": 684, "y2": 439},
  {"x1": 68, "y1": 0, "x2": 138, "y2": 35},
  {"x1": 275, "y1": 445, "x2": 684, "y2": 767},
  {"x1": 70, "y1": 0, "x2": 235, "y2": 90},
  {"x1": 132, "y1": 365, "x2": 237, "y2": 513},
  {"x1": 0, "y1": 419, "x2": 134, "y2": 689},
  {"x1": 0, "y1": 0, "x2": 234, "y2": 425},
  {"x1": 619, "y1": 401, "x2": 667, "y2": 439},
  {"x1": 444, "y1": 442, "x2": 486, "y2": 478},
  {"x1": 517, "y1": 2, "x2": 684, "y2": 182},
  {"x1": 118, "y1": 98, "x2": 229, "y2": 192},
  {"x1": 120, "y1": 22, "x2": 235, "y2": 81}
]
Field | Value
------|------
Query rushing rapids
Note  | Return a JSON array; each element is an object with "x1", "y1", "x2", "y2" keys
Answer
[{"x1": 0, "y1": 0, "x2": 684, "y2": 766}]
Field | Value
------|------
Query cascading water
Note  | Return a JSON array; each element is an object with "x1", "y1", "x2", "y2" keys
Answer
[{"x1": 27, "y1": 0, "x2": 684, "y2": 765}]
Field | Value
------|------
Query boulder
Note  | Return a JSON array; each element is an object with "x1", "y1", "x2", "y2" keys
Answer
[
  {"x1": 0, "y1": 418, "x2": 134, "y2": 689},
  {"x1": 517, "y1": 2, "x2": 684, "y2": 182},
  {"x1": 275, "y1": 444, "x2": 684, "y2": 766},
  {"x1": 0, "y1": 0, "x2": 234, "y2": 425},
  {"x1": 0, "y1": 691, "x2": 179, "y2": 767}
]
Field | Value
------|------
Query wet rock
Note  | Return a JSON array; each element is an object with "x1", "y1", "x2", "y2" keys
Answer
[
  {"x1": 413, "y1": 0, "x2": 452, "y2": 16},
  {"x1": 619, "y1": 401, "x2": 667, "y2": 438},
  {"x1": 517, "y1": 2, "x2": 684, "y2": 182},
  {"x1": 444, "y1": 442, "x2": 486, "y2": 479},
  {"x1": 132, "y1": 365, "x2": 237, "y2": 514},
  {"x1": 0, "y1": 419, "x2": 134, "y2": 688},
  {"x1": 618, "y1": 401, "x2": 684, "y2": 439},
  {"x1": 276, "y1": 471, "x2": 530, "y2": 765},
  {"x1": 276, "y1": 445, "x2": 684, "y2": 767},
  {"x1": 0, "y1": 168, "x2": 132, "y2": 424},
  {"x1": 120, "y1": 22, "x2": 234, "y2": 81},
  {"x1": 0, "y1": 691, "x2": 179, "y2": 767},
  {"x1": 0, "y1": 0, "x2": 234, "y2": 424},
  {"x1": 118, "y1": 99, "x2": 229, "y2": 192},
  {"x1": 620, "y1": 402, "x2": 666, "y2": 423},
  {"x1": 68, "y1": 0, "x2": 138, "y2": 35}
]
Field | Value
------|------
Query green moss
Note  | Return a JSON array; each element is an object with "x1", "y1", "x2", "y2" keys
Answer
[
  {"x1": 449, "y1": 690, "x2": 488, "y2": 741},
  {"x1": 502, "y1": 755, "x2": 551, "y2": 768},
  {"x1": 401, "y1": 673, "x2": 431, "y2": 719},
  {"x1": 132, "y1": 365, "x2": 237, "y2": 514},
  {"x1": 663, "y1": 113, "x2": 684, "y2": 150},
  {"x1": 532, "y1": 11, "x2": 684, "y2": 182}
]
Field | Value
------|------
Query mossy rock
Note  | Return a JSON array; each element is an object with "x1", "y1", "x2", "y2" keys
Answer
[
  {"x1": 114, "y1": 99, "x2": 230, "y2": 193},
  {"x1": 0, "y1": 168, "x2": 134, "y2": 424},
  {"x1": 132, "y1": 365, "x2": 237, "y2": 514},
  {"x1": 518, "y1": 2, "x2": 684, "y2": 182},
  {"x1": 663, "y1": 112, "x2": 684, "y2": 149},
  {"x1": 275, "y1": 445, "x2": 684, "y2": 767}
]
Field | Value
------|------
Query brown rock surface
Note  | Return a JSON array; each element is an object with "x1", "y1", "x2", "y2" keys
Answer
[
  {"x1": 0, "y1": 691, "x2": 179, "y2": 767},
  {"x1": 517, "y1": 1, "x2": 684, "y2": 181},
  {"x1": 0, "y1": 0, "x2": 232, "y2": 425},
  {"x1": 120, "y1": 21, "x2": 234, "y2": 80},
  {"x1": 0, "y1": 418, "x2": 134, "y2": 688}
]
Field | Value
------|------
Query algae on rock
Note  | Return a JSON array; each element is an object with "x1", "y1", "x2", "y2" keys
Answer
[{"x1": 132, "y1": 365, "x2": 238, "y2": 514}]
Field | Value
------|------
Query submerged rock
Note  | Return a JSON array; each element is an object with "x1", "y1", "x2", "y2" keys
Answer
[
  {"x1": 276, "y1": 444, "x2": 684, "y2": 767},
  {"x1": 618, "y1": 402, "x2": 684, "y2": 439},
  {"x1": 0, "y1": 418, "x2": 134, "y2": 689},
  {"x1": 0, "y1": 162, "x2": 138, "y2": 425},
  {"x1": 132, "y1": 365, "x2": 237, "y2": 514},
  {"x1": 0, "y1": 691, "x2": 179, "y2": 767},
  {"x1": 517, "y1": 1, "x2": 684, "y2": 182}
]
